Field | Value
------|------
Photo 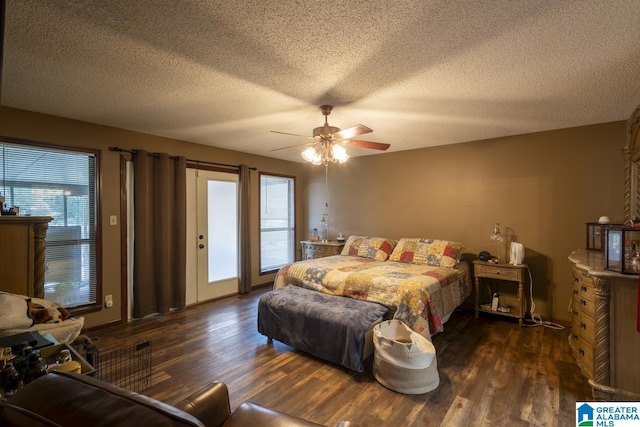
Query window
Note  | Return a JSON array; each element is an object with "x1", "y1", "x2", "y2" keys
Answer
[
  {"x1": 0, "y1": 140, "x2": 99, "y2": 308},
  {"x1": 260, "y1": 174, "x2": 295, "y2": 273}
]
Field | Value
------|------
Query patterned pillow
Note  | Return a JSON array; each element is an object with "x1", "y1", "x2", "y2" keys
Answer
[
  {"x1": 340, "y1": 235, "x2": 398, "y2": 261},
  {"x1": 389, "y1": 238, "x2": 465, "y2": 267}
]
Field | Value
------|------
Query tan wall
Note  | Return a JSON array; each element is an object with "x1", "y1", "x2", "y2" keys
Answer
[
  {"x1": 1, "y1": 105, "x2": 627, "y2": 326},
  {"x1": 306, "y1": 121, "x2": 626, "y2": 323},
  {"x1": 0, "y1": 107, "x2": 307, "y2": 328}
]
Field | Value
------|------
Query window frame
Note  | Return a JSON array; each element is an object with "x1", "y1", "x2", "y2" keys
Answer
[
  {"x1": 0, "y1": 136, "x2": 102, "y2": 314},
  {"x1": 259, "y1": 172, "x2": 296, "y2": 275}
]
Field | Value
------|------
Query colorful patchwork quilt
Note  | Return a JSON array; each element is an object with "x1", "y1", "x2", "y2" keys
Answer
[{"x1": 274, "y1": 255, "x2": 472, "y2": 338}]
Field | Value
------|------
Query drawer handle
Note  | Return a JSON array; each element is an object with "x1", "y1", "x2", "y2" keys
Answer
[
  {"x1": 580, "y1": 322, "x2": 586, "y2": 330},
  {"x1": 581, "y1": 285, "x2": 587, "y2": 292},
  {"x1": 573, "y1": 289, "x2": 578, "y2": 295},
  {"x1": 572, "y1": 334, "x2": 578, "y2": 340},
  {"x1": 579, "y1": 348, "x2": 585, "y2": 356},
  {"x1": 580, "y1": 299, "x2": 586, "y2": 306},
  {"x1": 573, "y1": 276, "x2": 578, "y2": 283},
  {"x1": 573, "y1": 311, "x2": 579, "y2": 317}
]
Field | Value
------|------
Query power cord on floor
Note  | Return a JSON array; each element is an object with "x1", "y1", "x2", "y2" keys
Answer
[{"x1": 521, "y1": 264, "x2": 565, "y2": 330}]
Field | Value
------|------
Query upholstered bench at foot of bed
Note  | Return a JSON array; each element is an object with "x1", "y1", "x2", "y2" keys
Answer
[{"x1": 258, "y1": 285, "x2": 388, "y2": 372}]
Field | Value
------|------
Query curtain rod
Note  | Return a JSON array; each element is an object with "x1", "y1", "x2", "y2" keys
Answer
[{"x1": 109, "y1": 146, "x2": 256, "y2": 170}]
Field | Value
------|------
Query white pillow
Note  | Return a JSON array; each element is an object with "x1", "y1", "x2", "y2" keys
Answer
[{"x1": 0, "y1": 293, "x2": 34, "y2": 330}]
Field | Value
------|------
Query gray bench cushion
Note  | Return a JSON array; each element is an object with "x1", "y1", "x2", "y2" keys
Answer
[{"x1": 258, "y1": 285, "x2": 388, "y2": 372}]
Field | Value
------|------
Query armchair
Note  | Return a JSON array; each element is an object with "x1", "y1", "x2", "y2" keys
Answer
[{"x1": 0, "y1": 371, "x2": 358, "y2": 427}]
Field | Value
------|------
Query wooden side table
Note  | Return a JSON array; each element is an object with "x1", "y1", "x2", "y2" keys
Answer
[
  {"x1": 473, "y1": 260, "x2": 527, "y2": 327},
  {"x1": 301, "y1": 240, "x2": 344, "y2": 260}
]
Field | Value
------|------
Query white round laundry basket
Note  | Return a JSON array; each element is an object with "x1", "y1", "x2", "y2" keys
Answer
[{"x1": 373, "y1": 320, "x2": 439, "y2": 394}]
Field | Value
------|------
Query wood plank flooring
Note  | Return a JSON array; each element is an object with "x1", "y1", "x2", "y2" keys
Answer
[{"x1": 87, "y1": 287, "x2": 592, "y2": 427}]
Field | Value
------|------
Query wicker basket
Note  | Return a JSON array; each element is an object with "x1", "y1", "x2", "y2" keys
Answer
[{"x1": 373, "y1": 320, "x2": 439, "y2": 394}]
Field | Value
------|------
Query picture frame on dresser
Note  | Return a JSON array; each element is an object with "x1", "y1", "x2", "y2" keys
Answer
[
  {"x1": 585, "y1": 222, "x2": 622, "y2": 251},
  {"x1": 603, "y1": 225, "x2": 640, "y2": 274}
]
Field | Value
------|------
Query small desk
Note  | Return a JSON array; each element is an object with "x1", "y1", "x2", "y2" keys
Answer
[
  {"x1": 473, "y1": 260, "x2": 527, "y2": 327},
  {"x1": 301, "y1": 240, "x2": 344, "y2": 260}
]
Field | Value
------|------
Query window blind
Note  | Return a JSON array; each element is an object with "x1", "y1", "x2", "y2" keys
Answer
[
  {"x1": 259, "y1": 174, "x2": 295, "y2": 273},
  {"x1": 0, "y1": 142, "x2": 98, "y2": 307}
]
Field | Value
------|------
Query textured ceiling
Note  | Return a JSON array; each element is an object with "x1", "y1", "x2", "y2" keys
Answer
[{"x1": 2, "y1": 0, "x2": 640, "y2": 162}]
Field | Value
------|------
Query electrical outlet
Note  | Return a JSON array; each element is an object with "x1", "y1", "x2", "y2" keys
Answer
[
  {"x1": 109, "y1": 215, "x2": 118, "y2": 225},
  {"x1": 105, "y1": 294, "x2": 113, "y2": 308}
]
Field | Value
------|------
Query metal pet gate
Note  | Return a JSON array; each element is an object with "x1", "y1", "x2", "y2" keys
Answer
[{"x1": 77, "y1": 338, "x2": 152, "y2": 393}]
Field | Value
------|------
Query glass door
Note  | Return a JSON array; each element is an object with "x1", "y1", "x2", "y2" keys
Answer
[{"x1": 186, "y1": 169, "x2": 238, "y2": 304}]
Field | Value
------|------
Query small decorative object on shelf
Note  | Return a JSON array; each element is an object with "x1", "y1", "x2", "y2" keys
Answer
[
  {"x1": 604, "y1": 225, "x2": 640, "y2": 274},
  {"x1": 586, "y1": 221, "x2": 622, "y2": 251},
  {"x1": 337, "y1": 232, "x2": 345, "y2": 244},
  {"x1": 631, "y1": 216, "x2": 640, "y2": 230},
  {"x1": 318, "y1": 214, "x2": 329, "y2": 242},
  {"x1": 489, "y1": 223, "x2": 504, "y2": 263}
]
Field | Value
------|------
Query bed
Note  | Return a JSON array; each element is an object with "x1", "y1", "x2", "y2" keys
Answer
[{"x1": 273, "y1": 235, "x2": 473, "y2": 339}]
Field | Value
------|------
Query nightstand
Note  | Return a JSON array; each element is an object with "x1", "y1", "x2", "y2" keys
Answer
[
  {"x1": 473, "y1": 260, "x2": 527, "y2": 327},
  {"x1": 301, "y1": 240, "x2": 344, "y2": 260}
]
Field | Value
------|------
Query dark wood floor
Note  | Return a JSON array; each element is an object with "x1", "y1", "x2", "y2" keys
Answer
[{"x1": 88, "y1": 287, "x2": 592, "y2": 427}]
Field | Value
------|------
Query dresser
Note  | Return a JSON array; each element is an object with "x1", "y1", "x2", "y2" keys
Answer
[
  {"x1": 301, "y1": 240, "x2": 344, "y2": 260},
  {"x1": 568, "y1": 249, "x2": 640, "y2": 400},
  {"x1": 0, "y1": 216, "x2": 53, "y2": 298}
]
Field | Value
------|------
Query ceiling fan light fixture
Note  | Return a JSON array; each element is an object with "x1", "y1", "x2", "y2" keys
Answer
[
  {"x1": 331, "y1": 144, "x2": 349, "y2": 163},
  {"x1": 302, "y1": 146, "x2": 323, "y2": 165}
]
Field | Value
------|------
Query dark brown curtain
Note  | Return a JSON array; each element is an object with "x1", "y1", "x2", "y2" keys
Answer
[
  {"x1": 238, "y1": 164, "x2": 252, "y2": 294},
  {"x1": 132, "y1": 150, "x2": 187, "y2": 318}
]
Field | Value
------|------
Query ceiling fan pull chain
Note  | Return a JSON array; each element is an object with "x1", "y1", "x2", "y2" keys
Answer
[{"x1": 325, "y1": 163, "x2": 329, "y2": 208}]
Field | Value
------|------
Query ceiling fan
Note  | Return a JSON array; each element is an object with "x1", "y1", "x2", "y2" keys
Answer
[{"x1": 270, "y1": 105, "x2": 390, "y2": 165}]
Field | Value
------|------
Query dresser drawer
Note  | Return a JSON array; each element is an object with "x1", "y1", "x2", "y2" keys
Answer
[
  {"x1": 474, "y1": 264, "x2": 522, "y2": 281},
  {"x1": 572, "y1": 310, "x2": 595, "y2": 346},
  {"x1": 570, "y1": 334, "x2": 595, "y2": 379},
  {"x1": 572, "y1": 268, "x2": 595, "y2": 300},
  {"x1": 573, "y1": 291, "x2": 595, "y2": 319},
  {"x1": 572, "y1": 267, "x2": 594, "y2": 288},
  {"x1": 301, "y1": 241, "x2": 344, "y2": 260},
  {"x1": 572, "y1": 268, "x2": 596, "y2": 315},
  {"x1": 304, "y1": 249, "x2": 329, "y2": 259}
]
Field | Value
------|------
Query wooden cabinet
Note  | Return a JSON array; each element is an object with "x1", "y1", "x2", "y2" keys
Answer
[
  {"x1": 0, "y1": 216, "x2": 52, "y2": 298},
  {"x1": 301, "y1": 241, "x2": 344, "y2": 260},
  {"x1": 473, "y1": 260, "x2": 527, "y2": 327},
  {"x1": 568, "y1": 249, "x2": 640, "y2": 400}
]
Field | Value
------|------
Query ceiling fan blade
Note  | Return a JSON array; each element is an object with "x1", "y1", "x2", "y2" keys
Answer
[
  {"x1": 332, "y1": 124, "x2": 372, "y2": 140},
  {"x1": 269, "y1": 142, "x2": 314, "y2": 152},
  {"x1": 343, "y1": 139, "x2": 390, "y2": 151},
  {"x1": 270, "y1": 130, "x2": 314, "y2": 139}
]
